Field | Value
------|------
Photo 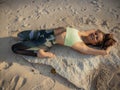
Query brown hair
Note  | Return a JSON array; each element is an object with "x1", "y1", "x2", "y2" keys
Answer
[
  {"x1": 101, "y1": 33, "x2": 116, "y2": 49},
  {"x1": 94, "y1": 30, "x2": 116, "y2": 49}
]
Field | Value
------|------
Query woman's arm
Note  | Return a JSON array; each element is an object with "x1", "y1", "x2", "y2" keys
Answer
[
  {"x1": 72, "y1": 43, "x2": 108, "y2": 55},
  {"x1": 80, "y1": 29, "x2": 96, "y2": 36}
]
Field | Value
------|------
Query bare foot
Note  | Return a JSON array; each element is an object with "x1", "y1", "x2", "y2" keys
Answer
[
  {"x1": 44, "y1": 52, "x2": 56, "y2": 58},
  {"x1": 37, "y1": 49, "x2": 56, "y2": 58}
]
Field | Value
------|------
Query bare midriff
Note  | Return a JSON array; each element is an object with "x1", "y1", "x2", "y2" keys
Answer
[
  {"x1": 54, "y1": 28, "x2": 82, "y2": 46},
  {"x1": 53, "y1": 27, "x2": 66, "y2": 45},
  {"x1": 55, "y1": 31, "x2": 66, "y2": 45}
]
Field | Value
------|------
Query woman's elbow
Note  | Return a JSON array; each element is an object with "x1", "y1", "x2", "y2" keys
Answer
[{"x1": 100, "y1": 51, "x2": 107, "y2": 56}]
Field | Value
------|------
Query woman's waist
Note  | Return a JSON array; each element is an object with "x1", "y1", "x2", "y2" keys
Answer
[{"x1": 55, "y1": 32, "x2": 66, "y2": 45}]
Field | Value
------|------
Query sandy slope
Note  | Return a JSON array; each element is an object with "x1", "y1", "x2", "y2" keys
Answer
[{"x1": 0, "y1": 0, "x2": 120, "y2": 90}]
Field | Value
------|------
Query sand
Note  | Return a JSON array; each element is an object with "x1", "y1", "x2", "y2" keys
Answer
[{"x1": 0, "y1": 0, "x2": 120, "y2": 90}]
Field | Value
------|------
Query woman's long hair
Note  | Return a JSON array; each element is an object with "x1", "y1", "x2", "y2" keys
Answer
[
  {"x1": 96, "y1": 30, "x2": 116, "y2": 49},
  {"x1": 101, "y1": 33, "x2": 116, "y2": 49}
]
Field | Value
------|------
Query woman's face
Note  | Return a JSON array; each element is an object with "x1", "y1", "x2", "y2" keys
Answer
[{"x1": 87, "y1": 30, "x2": 104, "y2": 45}]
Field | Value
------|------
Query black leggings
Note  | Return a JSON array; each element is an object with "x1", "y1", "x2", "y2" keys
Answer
[{"x1": 11, "y1": 29, "x2": 55, "y2": 57}]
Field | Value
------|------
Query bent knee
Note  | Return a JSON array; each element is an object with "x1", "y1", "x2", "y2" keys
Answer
[{"x1": 11, "y1": 44, "x2": 19, "y2": 54}]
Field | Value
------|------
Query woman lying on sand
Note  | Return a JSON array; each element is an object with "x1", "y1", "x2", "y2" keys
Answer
[{"x1": 11, "y1": 27, "x2": 116, "y2": 58}]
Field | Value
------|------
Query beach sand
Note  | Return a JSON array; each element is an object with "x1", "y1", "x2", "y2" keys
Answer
[{"x1": 0, "y1": 0, "x2": 120, "y2": 90}]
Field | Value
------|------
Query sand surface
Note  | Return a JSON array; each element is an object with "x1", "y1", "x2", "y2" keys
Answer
[{"x1": 0, "y1": 0, "x2": 120, "y2": 90}]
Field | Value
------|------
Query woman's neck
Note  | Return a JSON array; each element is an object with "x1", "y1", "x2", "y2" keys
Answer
[
  {"x1": 78, "y1": 31, "x2": 91, "y2": 45},
  {"x1": 81, "y1": 36, "x2": 90, "y2": 44}
]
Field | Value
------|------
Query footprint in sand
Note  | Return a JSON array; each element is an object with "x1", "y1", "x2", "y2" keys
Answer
[
  {"x1": 111, "y1": 26, "x2": 120, "y2": 33},
  {"x1": 101, "y1": 20, "x2": 109, "y2": 29},
  {"x1": 116, "y1": 72, "x2": 120, "y2": 89},
  {"x1": 0, "y1": 62, "x2": 12, "y2": 71},
  {"x1": 85, "y1": 15, "x2": 97, "y2": 25},
  {"x1": 7, "y1": 75, "x2": 26, "y2": 90},
  {"x1": 117, "y1": 72, "x2": 120, "y2": 77},
  {"x1": 108, "y1": 70, "x2": 120, "y2": 90},
  {"x1": 90, "y1": 0, "x2": 103, "y2": 12},
  {"x1": 31, "y1": 78, "x2": 55, "y2": 90},
  {"x1": 109, "y1": 8, "x2": 119, "y2": 19},
  {"x1": 42, "y1": 9, "x2": 50, "y2": 14},
  {"x1": 0, "y1": 62, "x2": 26, "y2": 90},
  {"x1": 0, "y1": 0, "x2": 5, "y2": 4}
]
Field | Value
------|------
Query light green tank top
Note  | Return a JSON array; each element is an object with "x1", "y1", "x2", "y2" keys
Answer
[{"x1": 64, "y1": 27, "x2": 83, "y2": 47}]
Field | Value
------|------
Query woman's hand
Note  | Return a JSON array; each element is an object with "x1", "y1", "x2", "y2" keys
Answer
[{"x1": 105, "y1": 46, "x2": 112, "y2": 54}]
